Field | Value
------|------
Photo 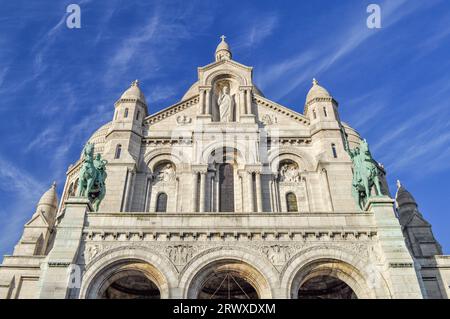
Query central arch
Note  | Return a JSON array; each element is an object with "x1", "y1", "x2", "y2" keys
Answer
[{"x1": 187, "y1": 259, "x2": 267, "y2": 299}]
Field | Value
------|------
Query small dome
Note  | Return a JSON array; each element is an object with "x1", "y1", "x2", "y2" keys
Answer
[
  {"x1": 215, "y1": 35, "x2": 232, "y2": 61},
  {"x1": 306, "y1": 78, "x2": 331, "y2": 103},
  {"x1": 395, "y1": 180, "x2": 417, "y2": 208},
  {"x1": 37, "y1": 182, "x2": 58, "y2": 210},
  {"x1": 120, "y1": 80, "x2": 146, "y2": 103}
]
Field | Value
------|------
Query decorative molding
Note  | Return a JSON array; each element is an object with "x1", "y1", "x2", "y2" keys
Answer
[{"x1": 389, "y1": 262, "x2": 413, "y2": 268}]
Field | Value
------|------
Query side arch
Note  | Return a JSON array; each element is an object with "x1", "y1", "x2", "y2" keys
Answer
[
  {"x1": 280, "y1": 245, "x2": 392, "y2": 299},
  {"x1": 142, "y1": 147, "x2": 183, "y2": 172},
  {"x1": 268, "y1": 147, "x2": 316, "y2": 173},
  {"x1": 79, "y1": 245, "x2": 178, "y2": 299}
]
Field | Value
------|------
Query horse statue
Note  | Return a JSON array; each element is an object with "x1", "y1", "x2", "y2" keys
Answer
[
  {"x1": 76, "y1": 143, "x2": 107, "y2": 211},
  {"x1": 347, "y1": 139, "x2": 382, "y2": 210}
]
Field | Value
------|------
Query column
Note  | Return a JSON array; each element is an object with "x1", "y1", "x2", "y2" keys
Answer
[
  {"x1": 239, "y1": 89, "x2": 246, "y2": 115},
  {"x1": 255, "y1": 172, "x2": 263, "y2": 212},
  {"x1": 246, "y1": 89, "x2": 252, "y2": 114},
  {"x1": 199, "y1": 171, "x2": 206, "y2": 212},
  {"x1": 247, "y1": 171, "x2": 255, "y2": 212},
  {"x1": 192, "y1": 172, "x2": 198, "y2": 212},
  {"x1": 199, "y1": 89, "x2": 205, "y2": 114},
  {"x1": 205, "y1": 89, "x2": 211, "y2": 115}
]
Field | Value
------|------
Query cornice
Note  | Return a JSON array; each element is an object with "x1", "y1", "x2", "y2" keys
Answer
[{"x1": 254, "y1": 94, "x2": 310, "y2": 125}]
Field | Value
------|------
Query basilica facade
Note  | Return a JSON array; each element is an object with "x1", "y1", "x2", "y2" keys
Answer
[{"x1": 1, "y1": 37, "x2": 449, "y2": 299}]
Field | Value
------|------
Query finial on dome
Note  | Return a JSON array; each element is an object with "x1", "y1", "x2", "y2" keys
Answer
[
  {"x1": 312, "y1": 78, "x2": 318, "y2": 86},
  {"x1": 131, "y1": 79, "x2": 139, "y2": 87},
  {"x1": 52, "y1": 181, "x2": 56, "y2": 189},
  {"x1": 215, "y1": 35, "x2": 232, "y2": 61}
]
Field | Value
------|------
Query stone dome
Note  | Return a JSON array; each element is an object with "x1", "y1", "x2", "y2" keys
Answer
[
  {"x1": 37, "y1": 182, "x2": 58, "y2": 210},
  {"x1": 81, "y1": 121, "x2": 111, "y2": 158},
  {"x1": 306, "y1": 78, "x2": 332, "y2": 103},
  {"x1": 215, "y1": 35, "x2": 232, "y2": 61},
  {"x1": 395, "y1": 180, "x2": 417, "y2": 208},
  {"x1": 120, "y1": 80, "x2": 146, "y2": 103}
]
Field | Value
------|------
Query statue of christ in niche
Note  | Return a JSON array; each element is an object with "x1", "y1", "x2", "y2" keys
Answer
[{"x1": 217, "y1": 86, "x2": 233, "y2": 122}]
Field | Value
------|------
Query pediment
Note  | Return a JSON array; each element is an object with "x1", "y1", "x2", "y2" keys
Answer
[
  {"x1": 144, "y1": 95, "x2": 199, "y2": 128},
  {"x1": 254, "y1": 94, "x2": 310, "y2": 127},
  {"x1": 199, "y1": 59, "x2": 252, "y2": 74},
  {"x1": 25, "y1": 211, "x2": 50, "y2": 228}
]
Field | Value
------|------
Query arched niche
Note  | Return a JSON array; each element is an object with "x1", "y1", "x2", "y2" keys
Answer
[{"x1": 210, "y1": 75, "x2": 240, "y2": 122}]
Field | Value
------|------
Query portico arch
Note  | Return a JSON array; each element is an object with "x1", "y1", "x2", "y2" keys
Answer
[
  {"x1": 80, "y1": 246, "x2": 177, "y2": 299},
  {"x1": 180, "y1": 247, "x2": 278, "y2": 299}
]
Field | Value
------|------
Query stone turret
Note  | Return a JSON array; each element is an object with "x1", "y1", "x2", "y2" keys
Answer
[
  {"x1": 395, "y1": 180, "x2": 442, "y2": 257},
  {"x1": 12, "y1": 183, "x2": 59, "y2": 256},
  {"x1": 304, "y1": 78, "x2": 339, "y2": 123},
  {"x1": 215, "y1": 35, "x2": 232, "y2": 61}
]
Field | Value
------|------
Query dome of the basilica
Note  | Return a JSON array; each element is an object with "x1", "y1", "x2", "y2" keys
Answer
[
  {"x1": 306, "y1": 78, "x2": 332, "y2": 103},
  {"x1": 81, "y1": 121, "x2": 111, "y2": 158}
]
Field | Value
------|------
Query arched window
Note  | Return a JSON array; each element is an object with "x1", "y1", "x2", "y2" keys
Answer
[
  {"x1": 313, "y1": 109, "x2": 317, "y2": 119},
  {"x1": 124, "y1": 108, "x2": 129, "y2": 118},
  {"x1": 156, "y1": 193, "x2": 168, "y2": 212},
  {"x1": 136, "y1": 110, "x2": 140, "y2": 120},
  {"x1": 286, "y1": 192, "x2": 298, "y2": 212},
  {"x1": 323, "y1": 106, "x2": 328, "y2": 117},
  {"x1": 115, "y1": 144, "x2": 122, "y2": 159},
  {"x1": 331, "y1": 143, "x2": 337, "y2": 158}
]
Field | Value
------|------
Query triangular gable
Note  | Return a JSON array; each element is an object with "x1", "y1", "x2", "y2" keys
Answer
[
  {"x1": 25, "y1": 211, "x2": 50, "y2": 228},
  {"x1": 254, "y1": 94, "x2": 310, "y2": 126}
]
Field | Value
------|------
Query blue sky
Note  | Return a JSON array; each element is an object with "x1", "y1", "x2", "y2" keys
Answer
[{"x1": 0, "y1": 0, "x2": 449, "y2": 257}]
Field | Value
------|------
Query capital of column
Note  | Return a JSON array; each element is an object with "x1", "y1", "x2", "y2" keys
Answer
[
  {"x1": 191, "y1": 164, "x2": 208, "y2": 174},
  {"x1": 245, "y1": 164, "x2": 263, "y2": 174},
  {"x1": 239, "y1": 85, "x2": 253, "y2": 91},
  {"x1": 198, "y1": 85, "x2": 212, "y2": 92}
]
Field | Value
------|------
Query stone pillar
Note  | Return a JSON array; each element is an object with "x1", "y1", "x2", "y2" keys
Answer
[
  {"x1": 366, "y1": 196, "x2": 424, "y2": 298},
  {"x1": 192, "y1": 172, "x2": 198, "y2": 212},
  {"x1": 271, "y1": 175, "x2": 279, "y2": 212},
  {"x1": 247, "y1": 172, "x2": 255, "y2": 212},
  {"x1": 246, "y1": 89, "x2": 252, "y2": 115},
  {"x1": 199, "y1": 89, "x2": 205, "y2": 114},
  {"x1": 205, "y1": 89, "x2": 211, "y2": 115},
  {"x1": 199, "y1": 171, "x2": 207, "y2": 213},
  {"x1": 38, "y1": 197, "x2": 91, "y2": 299},
  {"x1": 239, "y1": 89, "x2": 246, "y2": 115},
  {"x1": 255, "y1": 171, "x2": 263, "y2": 212}
]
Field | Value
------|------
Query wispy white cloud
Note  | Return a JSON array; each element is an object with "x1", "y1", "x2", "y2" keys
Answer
[{"x1": 258, "y1": 0, "x2": 431, "y2": 100}]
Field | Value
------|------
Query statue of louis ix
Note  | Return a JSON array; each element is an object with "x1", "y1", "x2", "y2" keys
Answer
[
  {"x1": 342, "y1": 127, "x2": 383, "y2": 210},
  {"x1": 76, "y1": 143, "x2": 108, "y2": 211}
]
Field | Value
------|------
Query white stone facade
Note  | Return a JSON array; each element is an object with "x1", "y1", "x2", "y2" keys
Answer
[{"x1": 1, "y1": 38, "x2": 449, "y2": 299}]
